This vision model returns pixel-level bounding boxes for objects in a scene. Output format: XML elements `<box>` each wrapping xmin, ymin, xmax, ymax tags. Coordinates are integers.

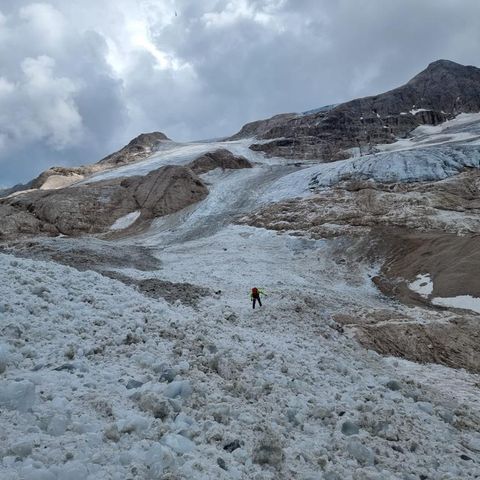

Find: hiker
<box><xmin>250</xmin><ymin>287</ymin><xmax>266</xmax><ymax>309</ymax></box>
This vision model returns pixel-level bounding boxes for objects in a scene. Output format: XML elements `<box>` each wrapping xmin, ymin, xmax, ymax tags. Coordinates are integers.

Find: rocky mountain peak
<box><xmin>408</xmin><ymin>59</ymin><xmax>480</xmax><ymax>85</ymax></box>
<box><xmin>124</xmin><ymin>132</ymin><xmax>170</xmax><ymax>148</ymax></box>
<box><xmin>98</xmin><ymin>131</ymin><xmax>171</xmax><ymax>166</ymax></box>
<box><xmin>237</xmin><ymin>59</ymin><xmax>480</xmax><ymax>161</ymax></box>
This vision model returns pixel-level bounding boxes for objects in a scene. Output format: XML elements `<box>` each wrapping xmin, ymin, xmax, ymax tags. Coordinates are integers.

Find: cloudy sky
<box><xmin>1</xmin><ymin>0</ymin><xmax>479</xmax><ymax>185</ymax></box>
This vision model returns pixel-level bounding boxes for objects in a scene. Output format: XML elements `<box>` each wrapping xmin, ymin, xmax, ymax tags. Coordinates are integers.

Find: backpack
<box><xmin>251</xmin><ymin>287</ymin><xmax>258</xmax><ymax>296</ymax></box>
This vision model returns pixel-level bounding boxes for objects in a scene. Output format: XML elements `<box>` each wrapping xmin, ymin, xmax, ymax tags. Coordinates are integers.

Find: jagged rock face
<box><xmin>0</xmin><ymin>204</ymin><xmax>56</xmax><ymax>239</ymax></box>
<box><xmin>229</xmin><ymin>113</ymin><xmax>298</xmax><ymax>140</ymax></box>
<box><xmin>233</xmin><ymin>60</ymin><xmax>480</xmax><ymax>160</ymax></box>
<box><xmin>0</xmin><ymin>165</ymin><xmax>208</xmax><ymax>238</ymax></box>
<box><xmin>187</xmin><ymin>149</ymin><xmax>252</xmax><ymax>174</ymax></box>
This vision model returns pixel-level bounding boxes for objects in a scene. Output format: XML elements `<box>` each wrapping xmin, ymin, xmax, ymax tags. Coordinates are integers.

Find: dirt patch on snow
<box><xmin>1</xmin><ymin>238</ymin><xmax>161</xmax><ymax>273</ymax></box>
<box><xmin>103</xmin><ymin>271</ymin><xmax>212</xmax><ymax>307</ymax></box>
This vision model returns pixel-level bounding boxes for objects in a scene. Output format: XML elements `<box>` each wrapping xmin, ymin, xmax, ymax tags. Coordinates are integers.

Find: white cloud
<box><xmin>0</xmin><ymin>56</ymin><xmax>83</xmax><ymax>151</ymax></box>
<box><xmin>18</xmin><ymin>3</ymin><xmax>67</xmax><ymax>48</ymax></box>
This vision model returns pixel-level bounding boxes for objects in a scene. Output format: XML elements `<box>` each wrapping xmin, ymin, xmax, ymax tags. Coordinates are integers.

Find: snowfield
<box><xmin>2</xmin><ymin>230</ymin><xmax>480</xmax><ymax>479</ymax></box>
<box><xmin>2</xmin><ymin>113</ymin><xmax>480</xmax><ymax>479</ymax></box>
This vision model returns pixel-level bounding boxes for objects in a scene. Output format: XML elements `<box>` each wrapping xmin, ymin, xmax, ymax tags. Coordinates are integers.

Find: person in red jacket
<box><xmin>250</xmin><ymin>287</ymin><xmax>266</xmax><ymax>309</ymax></box>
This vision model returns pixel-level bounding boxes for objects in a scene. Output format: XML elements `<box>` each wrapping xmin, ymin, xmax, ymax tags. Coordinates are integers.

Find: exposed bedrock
<box><xmin>0</xmin><ymin>165</ymin><xmax>208</xmax><ymax>239</ymax></box>
<box><xmin>187</xmin><ymin>148</ymin><xmax>252</xmax><ymax>174</ymax></box>
<box><xmin>231</xmin><ymin>60</ymin><xmax>480</xmax><ymax>160</ymax></box>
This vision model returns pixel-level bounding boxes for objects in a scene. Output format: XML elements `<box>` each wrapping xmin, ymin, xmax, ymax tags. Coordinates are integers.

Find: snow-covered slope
<box><xmin>83</xmin><ymin>139</ymin><xmax>280</xmax><ymax>184</ymax></box>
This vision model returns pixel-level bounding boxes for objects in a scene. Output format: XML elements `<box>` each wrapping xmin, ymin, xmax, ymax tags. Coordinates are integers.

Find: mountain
<box><xmin>231</xmin><ymin>59</ymin><xmax>480</xmax><ymax>159</ymax></box>
<box><xmin>1</xmin><ymin>60</ymin><xmax>480</xmax><ymax>479</ymax></box>
<box><xmin>0</xmin><ymin>132</ymin><xmax>172</xmax><ymax>197</ymax></box>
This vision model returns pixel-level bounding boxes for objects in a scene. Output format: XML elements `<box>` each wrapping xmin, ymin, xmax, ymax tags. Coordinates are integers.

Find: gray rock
<box><xmin>341</xmin><ymin>420</ymin><xmax>360</xmax><ymax>436</ymax></box>
<box><xmin>188</xmin><ymin>149</ymin><xmax>252</xmax><ymax>175</ymax></box>
<box><xmin>98</xmin><ymin>132</ymin><xmax>170</xmax><ymax>167</ymax></box>
<box><xmin>1</xmin><ymin>165</ymin><xmax>208</xmax><ymax>239</ymax></box>
<box><xmin>126</xmin><ymin>379</ymin><xmax>144</xmax><ymax>390</ymax></box>
<box><xmin>385</xmin><ymin>380</ymin><xmax>401</xmax><ymax>391</ymax></box>
<box><xmin>223</xmin><ymin>440</ymin><xmax>242</xmax><ymax>453</ymax></box>
<box><xmin>232</xmin><ymin>60</ymin><xmax>480</xmax><ymax>162</ymax></box>
<box><xmin>54</xmin><ymin>364</ymin><xmax>76</xmax><ymax>372</ymax></box>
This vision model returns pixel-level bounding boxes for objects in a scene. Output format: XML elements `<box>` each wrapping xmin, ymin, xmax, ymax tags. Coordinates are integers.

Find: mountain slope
<box><xmin>1</xmin><ymin>61</ymin><xmax>480</xmax><ymax>480</ymax></box>
<box><xmin>231</xmin><ymin>59</ymin><xmax>480</xmax><ymax>160</ymax></box>
<box><xmin>0</xmin><ymin>132</ymin><xmax>172</xmax><ymax>197</ymax></box>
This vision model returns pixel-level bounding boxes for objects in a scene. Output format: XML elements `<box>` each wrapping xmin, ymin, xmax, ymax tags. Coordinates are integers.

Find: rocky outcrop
<box><xmin>239</xmin><ymin>169</ymin><xmax>480</xmax><ymax>238</ymax></box>
<box><xmin>231</xmin><ymin>60</ymin><xmax>480</xmax><ymax>160</ymax></box>
<box><xmin>0</xmin><ymin>165</ymin><xmax>208</xmax><ymax>239</ymax></box>
<box><xmin>98</xmin><ymin>132</ymin><xmax>170</xmax><ymax>167</ymax></box>
<box><xmin>119</xmin><ymin>165</ymin><xmax>208</xmax><ymax>220</ymax></box>
<box><xmin>187</xmin><ymin>149</ymin><xmax>252</xmax><ymax>175</ymax></box>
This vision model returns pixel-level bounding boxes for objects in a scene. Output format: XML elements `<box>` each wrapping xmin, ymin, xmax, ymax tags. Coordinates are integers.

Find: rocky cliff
<box><xmin>0</xmin><ymin>165</ymin><xmax>207</xmax><ymax>238</ymax></box>
<box><xmin>231</xmin><ymin>60</ymin><xmax>480</xmax><ymax>160</ymax></box>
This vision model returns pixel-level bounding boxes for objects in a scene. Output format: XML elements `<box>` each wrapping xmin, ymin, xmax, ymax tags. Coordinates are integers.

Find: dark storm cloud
<box><xmin>1</xmin><ymin>0</ymin><xmax>480</xmax><ymax>186</ymax></box>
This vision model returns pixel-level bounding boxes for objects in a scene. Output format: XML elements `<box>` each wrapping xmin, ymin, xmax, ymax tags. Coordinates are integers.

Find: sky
<box><xmin>1</xmin><ymin>0</ymin><xmax>480</xmax><ymax>186</ymax></box>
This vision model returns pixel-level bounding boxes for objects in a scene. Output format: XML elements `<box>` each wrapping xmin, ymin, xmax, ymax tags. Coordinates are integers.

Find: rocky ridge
<box><xmin>1</xmin><ymin>132</ymin><xmax>172</xmax><ymax>197</ymax></box>
<box><xmin>231</xmin><ymin>60</ymin><xmax>480</xmax><ymax>160</ymax></box>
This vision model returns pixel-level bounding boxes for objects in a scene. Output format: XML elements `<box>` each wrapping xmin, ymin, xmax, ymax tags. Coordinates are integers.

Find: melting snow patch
<box><xmin>408</xmin><ymin>274</ymin><xmax>433</xmax><ymax>298</ymax></box>
<box><xmin>432</xmin><ymin>295</ymin><xmax>480</xmax><ymax>314</ymax></box>
<box><xmin>110</xmin><ymin>211</ymin><xmax>141</xmax><ymax>230</ymax></box>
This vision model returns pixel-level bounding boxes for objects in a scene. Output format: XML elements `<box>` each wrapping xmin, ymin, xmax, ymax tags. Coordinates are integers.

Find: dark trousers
<box><xmin>252</xmin><ymin>296</ymin><xmax>262</xmax><ymax>309</ymax></box>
